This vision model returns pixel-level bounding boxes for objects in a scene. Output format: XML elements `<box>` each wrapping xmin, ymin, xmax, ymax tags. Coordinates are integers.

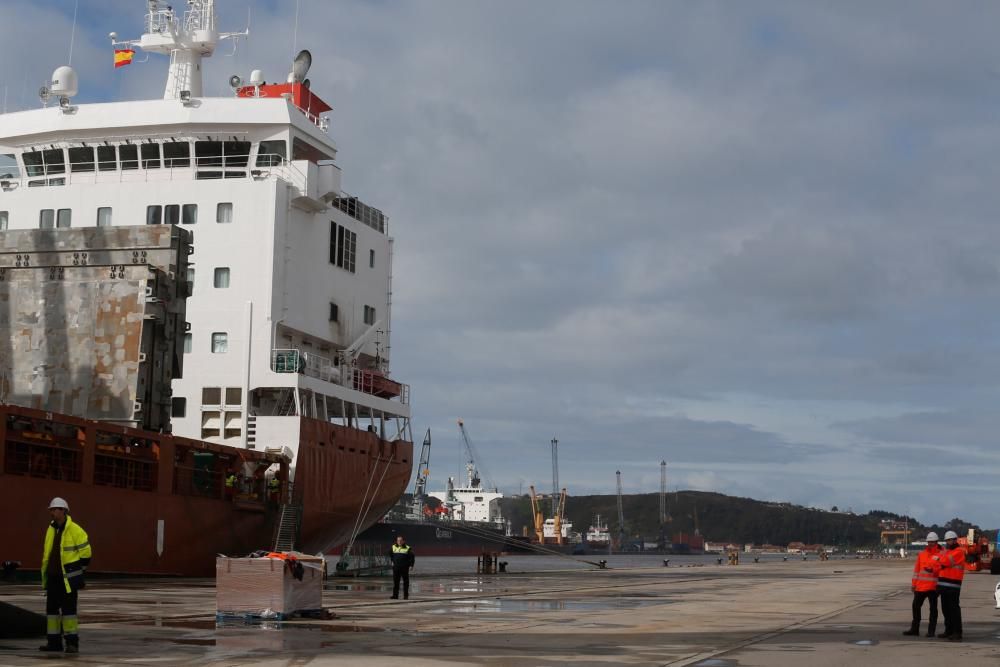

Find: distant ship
<box><xmin>336</xmin><ymin>424</ymin><xmax>534</xmax><ymax>556</ymax></box>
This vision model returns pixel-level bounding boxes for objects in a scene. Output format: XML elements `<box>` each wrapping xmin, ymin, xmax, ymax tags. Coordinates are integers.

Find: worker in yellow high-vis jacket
<box><xmin>39</xmin><ymin>497</ymin><xmax>91</xmax><ymax>654</ymax></box>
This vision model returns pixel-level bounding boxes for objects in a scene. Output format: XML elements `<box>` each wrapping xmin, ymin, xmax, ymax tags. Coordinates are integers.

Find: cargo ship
<box><xmin>336</xmin><ymin>426</ymin><xmax>531</xmax><ymax>556</ymax></box>
<box><xmin>0</xmin><ymin>1</ymin><xmax>413</xmax><ymax>576</ymax></box>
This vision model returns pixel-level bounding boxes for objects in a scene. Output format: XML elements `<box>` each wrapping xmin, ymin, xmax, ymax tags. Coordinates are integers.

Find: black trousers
<box><xmin>939</xmin><ymin>587</ymin><xmax>962</xmax><ymax>636</ymax></box>
<box><xmin>392</xmin><ymin>567</ymin><xmax>409</xmax><ymax>598</ymax></box>
<box><xmin>45</xmin><ymin>578</ymin><xmax>79</xmax><ymax>646</ymax></box>
<box><xmin>910</xmin><ymin>590</ymin><xmax>938</xmax><ymax>632</ymax></box>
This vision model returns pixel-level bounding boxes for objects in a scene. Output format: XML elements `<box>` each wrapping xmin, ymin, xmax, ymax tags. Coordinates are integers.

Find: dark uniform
<box><xmin>390</xmin><ymin>542</ymin><xmax>415</xmax><ymax>599</ymax></box>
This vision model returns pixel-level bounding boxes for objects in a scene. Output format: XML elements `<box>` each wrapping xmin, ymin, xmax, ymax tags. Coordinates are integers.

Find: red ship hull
<box><xmin>0</xmin><ymin>406</ymin><xmax>412</xmax><ymax>576</ymax></box>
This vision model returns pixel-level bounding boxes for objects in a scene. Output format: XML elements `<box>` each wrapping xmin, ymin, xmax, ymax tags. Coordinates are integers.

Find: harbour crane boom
<box><xmin>409</xmin><ymin>429</ymin><xmax>432</xmax><ymax>517</ymax></box>
<box><xmin>456</xmin><ymin>418</ymin><xmax>495</xmax><ymax>490</ymax></box>
<box><xmin>616</xmin><ymin>470</ymin><xmax>625</xmax><ymax>550</ymax></box>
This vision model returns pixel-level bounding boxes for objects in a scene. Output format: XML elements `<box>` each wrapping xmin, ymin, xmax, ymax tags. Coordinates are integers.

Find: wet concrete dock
<box><xmin>1</xmin><ymin>559</ymin><xmax>998</xmax><ymax>665</ymax></box>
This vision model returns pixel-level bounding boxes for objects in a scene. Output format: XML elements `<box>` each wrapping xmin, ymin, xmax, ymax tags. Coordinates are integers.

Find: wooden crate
<box><xmin>216</xmin><ymin>556</ymin><xmax>323</xmax><ymax>616</ymax></box>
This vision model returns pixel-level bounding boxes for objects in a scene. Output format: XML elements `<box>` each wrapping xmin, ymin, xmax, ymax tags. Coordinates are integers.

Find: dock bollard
<box><xmin>783</xmin><ymin>556</ymin><xmax>788</xmax><ymax>562</ymax></box>
<box><xmin>753</xmin><ymin>557</ymin><xmax>759</xmax><ymax>563</ymax></box>
<box><xmin>598</xmin><ymin>560</ymin><xmax>608</xmax><ymax>569</ymax></box>
<box><xmin>499</xmin><ymin>562</ymin><xmax>508</xmax><ymax>573</ymax></box>
<box><xmin>663</xmin><ymin>559</ymin><xmax>670</xmax><ymax>567</ymax></box>
<box><xmin>716</xmin><ymin>558</ymin><xmax>723</xmax><ymax>565</ymax></box>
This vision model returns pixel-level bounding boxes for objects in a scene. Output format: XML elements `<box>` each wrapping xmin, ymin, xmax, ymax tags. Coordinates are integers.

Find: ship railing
<box><xmin>270</xmin><ymin>347</ymin><xmax>410</xmax><ymax>404</ymax></box>
<box><xmin>270</xmin><ymin>348</ymin><xmax>341</xmax><ymax>383</ymax></box>
<box><xmin>3</xmin><ymin>154</ymin><xmax>305</xmax><ymax>190</ymax></box>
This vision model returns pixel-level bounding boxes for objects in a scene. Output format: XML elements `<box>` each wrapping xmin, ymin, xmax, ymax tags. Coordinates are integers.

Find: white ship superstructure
<box><xmin>0</xmin><ymin>1</ymin><xmax>411</xmax><ymax>476</ymax></box>
<box><xmin>428</xmin><ymin>464</ymin><xmax>505</xmax><ymax>529</ymax></box>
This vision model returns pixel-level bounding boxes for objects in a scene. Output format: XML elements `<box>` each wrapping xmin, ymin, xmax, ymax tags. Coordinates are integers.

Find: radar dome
<box><xmin>50</xmin><ymin>66</ymin><xmax>78</xmax><ymax>98</ymax></box>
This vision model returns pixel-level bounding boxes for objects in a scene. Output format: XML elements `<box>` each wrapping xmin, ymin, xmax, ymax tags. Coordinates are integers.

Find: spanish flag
<box><xmin>114</xmin><ymin>49</ymin><xmax>135</xmax><ymax>69</ymax></box>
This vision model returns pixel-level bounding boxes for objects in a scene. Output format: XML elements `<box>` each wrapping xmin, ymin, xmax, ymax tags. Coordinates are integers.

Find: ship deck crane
<box><xmin>409</xmin><ymin>429</ymin><xmax>432</xmax><ymax>517</ymax></box>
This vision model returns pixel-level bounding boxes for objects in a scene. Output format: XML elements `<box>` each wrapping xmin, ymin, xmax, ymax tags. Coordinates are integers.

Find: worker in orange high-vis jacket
<box><xmin>903</xmin><ymin>532</ymin><xmax>942</xmax><ymax>637</ymax></box>
<box><xmin>936</xmin><ymin>531</ymin><xmax>965</xmax><ymax>641</ymax></box>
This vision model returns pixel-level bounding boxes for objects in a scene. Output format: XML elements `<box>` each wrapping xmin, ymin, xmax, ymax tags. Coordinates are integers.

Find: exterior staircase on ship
<box><xmin>273</xmin><ymin>503</ymin><xmax>303</xmax><ymax>552</ymax></box>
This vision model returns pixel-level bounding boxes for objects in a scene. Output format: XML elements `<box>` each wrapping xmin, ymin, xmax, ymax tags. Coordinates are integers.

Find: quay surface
<box><xmin>1</xmin><ymin>559</ymin><xmax>998</xmax><ymax>665</ymax></box>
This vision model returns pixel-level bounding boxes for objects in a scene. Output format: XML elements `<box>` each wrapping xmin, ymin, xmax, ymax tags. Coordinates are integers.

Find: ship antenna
<box><xmin>292</xmin><ymin>0</ymin><xmax>301</xmax><ymax>61</ymax></box>
<box><xmin>68</xmin><ymin>0</ymin><xmax>80</xmax><ymax>66</ymax></box>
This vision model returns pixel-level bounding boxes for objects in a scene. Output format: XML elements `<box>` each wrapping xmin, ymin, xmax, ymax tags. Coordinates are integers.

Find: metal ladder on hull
<box><xmin>273</xmin><ymin>504</ymin><xmax>303</xmax><ymax>552</ymax></box>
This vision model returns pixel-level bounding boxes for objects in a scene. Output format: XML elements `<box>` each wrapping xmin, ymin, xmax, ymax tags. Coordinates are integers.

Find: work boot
<box><xmin>390</xmin><ymin>595</ymin><xmax>398</xmax><ymax>600</ymax></box>
<box><xmin>948</xmin><ymin>635</ymin><xmax>962</xmax><ymax>642</ymax></box>
<box><xmin>937</xmin><ymin>632</ymin><xmax>952</xmax><ymax>639</ymax></box>
<box><xmin>64</xmin><ymin>645</ymin><xmax>79</xmax><ymax>654</ymax></box>
<box><xmin>38</xmin><ymin>641</ymin><xmax>62</xmax><ymax>652</ymax></box>
<box><xmin>902</xmin><ymin>628</ymin><xmax>919</xmax><ymax>636</ymax></box>
<box><xmin>925</xmin><ymin>630</ymin><xmax>936</xmax><ymax>638</ymax></box>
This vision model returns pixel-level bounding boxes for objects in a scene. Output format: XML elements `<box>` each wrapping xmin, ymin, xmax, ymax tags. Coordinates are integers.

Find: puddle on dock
<box><xmin>848</xmin><ymin>639</ymin><xmax>879</xmax><ymax>646</ymax></box>
<box><xmin>132</xmin><ymin>619</ymin><xmax>218</xmax><ymax>630</ymax></box>
<box><xmin>426</xmin><ymin>597</ymin><xmax>664</xmax><ymax>614</ymax></box>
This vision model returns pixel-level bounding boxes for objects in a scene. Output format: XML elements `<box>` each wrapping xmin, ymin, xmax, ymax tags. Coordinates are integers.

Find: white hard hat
<box><xmin>48</xmin><ymin>497</ymin><xmax>69</xmax><ymax>511</ymax></box>
<box><xmin>944</xmin><ymin>530</ymin><xmax>958</xmax><ymax>540</ymax></box>
<box><xmin>926</xmin><ymin>532</ymin><xmax>939</xmax><ymax>542</ymax></box>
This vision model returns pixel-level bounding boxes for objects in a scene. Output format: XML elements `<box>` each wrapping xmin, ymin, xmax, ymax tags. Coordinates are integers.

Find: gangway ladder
<box><xmin>273</xmin><ymin>503</ymin><xmax>303</xmax><ymax>552</ymax></box>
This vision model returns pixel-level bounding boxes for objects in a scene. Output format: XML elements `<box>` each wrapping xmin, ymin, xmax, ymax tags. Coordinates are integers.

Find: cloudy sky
<box><xmin>4</xmin><ymin>1</ymin><xmax>1000</xmax><ymax>527</ymax></box>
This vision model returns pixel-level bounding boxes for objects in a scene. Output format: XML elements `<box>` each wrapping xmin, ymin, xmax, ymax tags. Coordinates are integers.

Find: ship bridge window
<box><xmin>195</xmin><ymin>140</ymin><xmax>223</xmax><ymax>167</ymax></box>
<box><xmin>119</xmin><ymin>144</ymin><xmax>139</xmax><ymax>170</ymax></box>
<box><xmin>256</xmin><ymin>140</ymin><xmax>286</xmax><ymax>167</ymax></box>
<box><xmin>0</xmin><ymin>153</ymin><xmax>19</xmax><ymax>178</ymax></box>
<box><xmin>224</xmin><ymin>141</ymin><xmax>251</xmax><ymax>168</ymax></box>
<box><xmin>146</xmin><ymin>205</ymin><xmax>162</xmax><ymax>225</ymax></box>
<box><xmin>141</xmin><ymin>143</ymin><xmax>161</xmax><ymax>169</ymax></box>
<box><xmin>97</xmin><ymin>145</ymin><xmax>117</xmax><ymax>171</ymax></box>
<box><xmin>182</xmin><ymin>204</ymin><xmax>198</xmax><ymax>224</ymax></box>
<box><xmin>42</xmin><ymin>149</ymin><xmax>65</xmax><ymax>175</ymax></box>
<box><xmin>22</xmin><ymin>151</ymin><xmax>43</xmax><ymax>177</ymax></box>
<box><xmin>68</xmin><ymin>146</ymin><xmax>95</xmax><ymax>173</ymax></box>
<box><xmin>163</xmin><ymin>141</ymin><xmax>191</xmax><ymax>168</ymax></box>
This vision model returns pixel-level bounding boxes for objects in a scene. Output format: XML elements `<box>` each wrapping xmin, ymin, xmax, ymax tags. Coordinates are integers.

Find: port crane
<box><xmin>616</xmin><ymin>470</ymin><xmax>626</xmax><ymax>550</ymax></box>
<box><xmin>409</xmin><ymin>429</ymin><xmax>432</xmax><ymax>517</ymax></box>
<box><xmin>529</xmin><ymin>485</ymin><xmax>545</xmax><ymax>544</ymax></box>
<box><xmin>553</xmin><ymin>488</ymin><xmax>568</xmax><ymax>545</ymax></box>
<box><xmin>456</xmin><ymin>419</ymin><xmax>496</xmax><ymax>491</ymax></box>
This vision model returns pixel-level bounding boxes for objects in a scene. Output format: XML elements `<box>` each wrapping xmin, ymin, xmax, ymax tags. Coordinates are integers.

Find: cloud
<box><xmin>8</xmin><ymin>1</ymin><xmax>1000</xmax><ymax>527</ymax></box>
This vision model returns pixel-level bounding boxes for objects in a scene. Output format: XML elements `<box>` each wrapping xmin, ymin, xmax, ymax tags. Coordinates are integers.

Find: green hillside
<box><xmin>497</xmin><ymin>491</ymin><xmax>988</xmax><ymax>548</ymax></box>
